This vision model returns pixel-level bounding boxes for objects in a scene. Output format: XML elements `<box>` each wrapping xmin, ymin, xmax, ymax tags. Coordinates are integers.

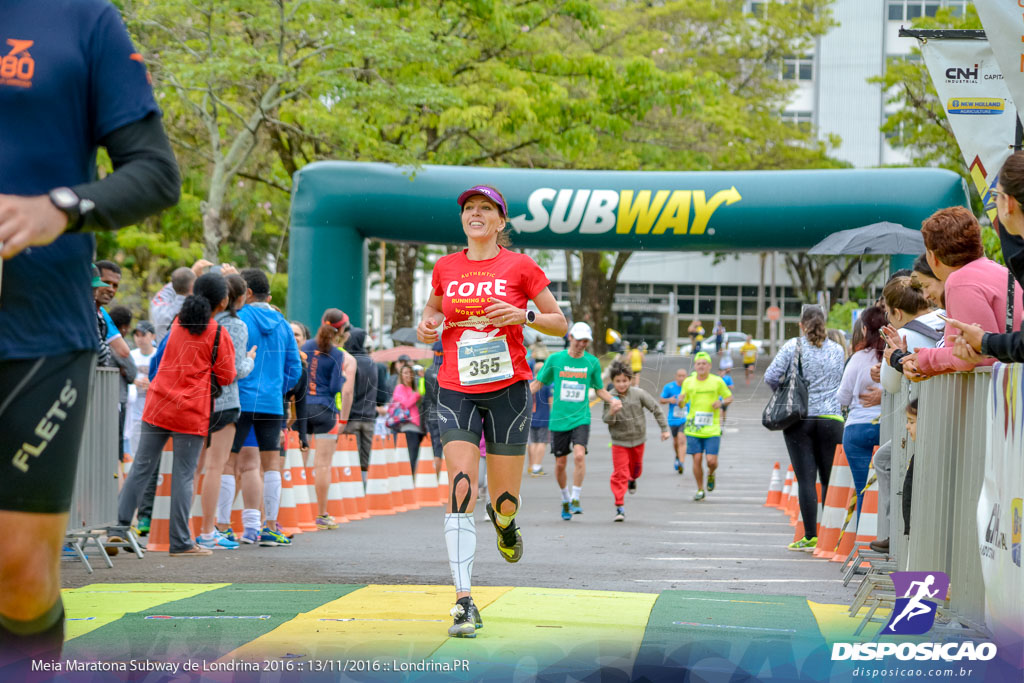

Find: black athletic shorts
<box><xmin>436</xmin><ymin>380</ymin><xmax>530</xmax><ymax>456</ymax></box>
<box><xmin>231</xmin><ymin>411</ymin><xmax>283</xmax><ymax>452</ymax></box>
<box><xmin>0</xmin><ymin>350</ymin><xmax>96</xmax><ymax>513</ymax></box>
<box><xmin>670</xmin><ymin>423</ymin><xmax>684</xmax><ymax>438</ymax></box>
<box><xmin>209</xmin><ymin>407</ymin><xmax>241</xmax><ymax>435</ymax></box>
<box><xmin>551</xmin><ymin>424</ymin><xmax>590</xmax><ymax>457</ymax></box>
<box><xmin>306</xmin><ymin>406</ymin><xmax>338</xmax><ymax>436</ymax></box>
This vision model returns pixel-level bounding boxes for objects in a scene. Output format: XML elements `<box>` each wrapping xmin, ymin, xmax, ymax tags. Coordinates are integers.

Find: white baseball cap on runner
<box><xmin>569</xmin><ymin>322</ymin><xmax>593</xmax><ymax>341</ymax></box>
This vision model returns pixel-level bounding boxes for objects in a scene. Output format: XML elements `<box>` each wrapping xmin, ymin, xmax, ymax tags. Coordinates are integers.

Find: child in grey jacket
<box><xmin>603</xmin><ymin>362</ymin><xmax>670</xmax><ymax>521</ymax></box>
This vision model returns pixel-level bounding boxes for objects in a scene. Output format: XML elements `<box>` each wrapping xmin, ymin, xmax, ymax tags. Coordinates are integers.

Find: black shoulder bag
<box><xmin>762</xmin><ymin>339</ymin><xmax>809</xmax><ymax>431</ymax></box>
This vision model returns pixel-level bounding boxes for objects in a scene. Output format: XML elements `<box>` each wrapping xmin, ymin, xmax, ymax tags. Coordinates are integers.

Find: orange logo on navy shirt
<box><xmin>1</xmin><ymin>39</ymin><xmax>35</xmax><ymax>88</ymax></box>
<box><xmin>130</xmin><ymin>52</ymin><xmax>153</xmax><ymax>84</ymax></box>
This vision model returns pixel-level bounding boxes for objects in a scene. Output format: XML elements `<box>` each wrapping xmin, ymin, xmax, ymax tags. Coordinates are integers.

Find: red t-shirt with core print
<box><xmin>431</xmin><ymin>248</ymin><xmax>550</xmax><ymax>393</ymax></box>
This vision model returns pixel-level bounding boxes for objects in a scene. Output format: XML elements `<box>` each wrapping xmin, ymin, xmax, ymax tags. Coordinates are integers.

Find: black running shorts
<box><xmin>0</xmin><ymin>350</ymin><xmax>96</xmax><ymax>513</ymax></box>
<box><xmin>436</xmin><ymin>380</ymin><xmax>530</xmax><ymax>456</ymax></box>
<box><xmin>231</xmin><ymin>412</ymin><xmax>283</xmax><ymax>452</ymax></box>
<box><xmin>551</xmin><ymin>424</ymin><xmax>590</xmax><ymax>457</ymax></box>
<box><xmin>306</xmin><ymin>406</ymin><xmax>338</xmax><ymax>436</ymax></box>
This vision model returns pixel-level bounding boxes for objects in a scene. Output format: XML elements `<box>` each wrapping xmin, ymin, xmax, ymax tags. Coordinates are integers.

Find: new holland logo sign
<box><xmin>509</xmin><ymin>187</ymin><xmax>742</xmax><ymax>235</ymax></box>
<box><xmin>946</xmin><ymin>97</ymin><xmax>1005</xmax><ymax>115</ymax></box>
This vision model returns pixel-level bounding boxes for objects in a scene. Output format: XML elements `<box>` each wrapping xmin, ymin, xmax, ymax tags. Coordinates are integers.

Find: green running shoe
<box><xmin>693</xmin><ymin>489</ymin><xmax>705</xmax><ymax>501</ymax></box>
<box><xmin>707</xmin><ymin>473</ymin><xmax>716</xmax><ymax>492</ymax></box>
<box><xmin>788</xmin><ymin>536</ymin><xmax>817</xmax><ymax>552</ymax></box>
<box><xmin>485</xmin><ymin>502</ymin><xmax>523</xmax><ymax>563</ymax></box>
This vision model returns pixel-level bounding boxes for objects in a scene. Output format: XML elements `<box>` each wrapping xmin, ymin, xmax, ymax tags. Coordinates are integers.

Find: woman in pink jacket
<box><xmin>391</xmin><ymin>364</ymin><xmax>424</xmax><ymax>470</ymax></box>
<box><xmin>901</xmin><ymin>207</ymin><xmax>1022</xmax><ymax>380</ymax></box>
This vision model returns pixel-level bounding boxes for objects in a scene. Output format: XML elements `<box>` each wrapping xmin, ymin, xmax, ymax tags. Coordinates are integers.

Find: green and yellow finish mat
<box><xmin>51</xmin><ymin>584</ymin><xmax>1010</xmax><ymax>682</ymax></box>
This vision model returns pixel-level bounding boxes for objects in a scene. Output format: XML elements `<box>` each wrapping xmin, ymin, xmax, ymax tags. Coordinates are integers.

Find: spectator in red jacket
<box><xmin>116</xmin><ymin>272</ymin><xmax>236</xmax><ymax>556</ymax></box>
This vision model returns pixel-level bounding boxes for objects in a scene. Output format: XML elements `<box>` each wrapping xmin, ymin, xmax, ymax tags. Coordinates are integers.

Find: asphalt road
<box><xmin>63</xmin><ymin>355</ymin><xmax>855</xmax><ymax>606</ymax></box>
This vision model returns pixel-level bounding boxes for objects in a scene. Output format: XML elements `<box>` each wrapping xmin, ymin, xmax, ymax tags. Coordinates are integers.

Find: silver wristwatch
<box><xmin>525</xmin><ymin>309</ymin><xmax>537</xmax><ymax>324</ymax></box>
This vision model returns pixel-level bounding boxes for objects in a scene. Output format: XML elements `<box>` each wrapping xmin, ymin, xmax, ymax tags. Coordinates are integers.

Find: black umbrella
<box><xmin>389</xmin><ymin>327</ymin><xmax>420</xmax><ymax>346</ymax></box>
<box><xmin>807</xmin><ymin>221</ymin><xmax>924</xmax><ymax>256</ymax></box>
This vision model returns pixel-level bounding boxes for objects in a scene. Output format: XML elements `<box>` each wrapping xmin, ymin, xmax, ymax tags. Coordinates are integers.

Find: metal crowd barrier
<box><xmin>65</xmin><ymin>367</ymin><xmax>143</xmax><ymax>572</ymax></box>
<box><xmin>877</xmin><ymin>368</ymin><xmax>992</xmax><ymax>633</ymax></box>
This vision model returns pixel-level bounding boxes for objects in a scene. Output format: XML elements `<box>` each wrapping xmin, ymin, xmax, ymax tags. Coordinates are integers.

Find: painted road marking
<box><xmin>667</xmin><ymin>524</ymin><xmax>794</xmax><ymax>528</ymax></box>
<box><xmin>635</xmin><ymin>579</ymin><xmax>846</xmax><ymax>583</ymax></box>
<box><xmin>146</xmin><ymin>615</ymin><xmax>272</xmax><ymax>620</ymax></box>
<box><xmin>646</xmin><ymin>557</ymin><xmax>827</xmax><ymax>562</ymax></box>
<box><xmin>319</xmin><ymin>618</ymin><xmax>445</xmax><ymax>623</ymax></box>
<box><xmin>673</xmin><ymin>621</ymin><xmax>797</xmax><ymax>633</ymax></box>
<box><xmin>657</xmin><ymin>541</ymin><xmax>787</xmax><ymax>548</ymax></box>
<box><xmin>664</xmin><ymin>530</ymin><xmax>789</xmax><ymax>534</ymax></box>
<box><xmin>673</xmin><ymin>597</ymin><xmax>787</xmax><ymax>605</ymax></box>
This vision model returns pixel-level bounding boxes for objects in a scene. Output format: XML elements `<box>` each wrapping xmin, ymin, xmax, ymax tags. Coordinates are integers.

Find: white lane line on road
<box><xmin>672</xmin><ymin>512</ymin><xmax>780</xmax><ymax>516</ymax></box>
<box><xmin>662</xmin><ymin>530</ymin><xmax>786</xmax><ymax>535</ymax></box>
<box><xmin>667</xmin><ymin>524</ymin><xmax>794</xmax><ymax>528</ymax></box>
<box><xmin>658</xmin><ymin>541</ymin><xmax>783</xmax><ymax>547</ymax></box>
<box><xmin>634</xmin><ymin>579</ymin><xmax>845</xmax><ymax>583</ymax></box>
<box><xmin>673</xmin><ymin>597</ymin><xmax>787</xmax><ymax>605</ymax></box>
<box><xmin>672</xmin><ymin>621</ymin><xmax>796</xmax><ymax>634</ymax></box>
<box><xmin>646</xmin><ymin>557</ymin><xmax>824</xmax><ymax>562</ymax></box>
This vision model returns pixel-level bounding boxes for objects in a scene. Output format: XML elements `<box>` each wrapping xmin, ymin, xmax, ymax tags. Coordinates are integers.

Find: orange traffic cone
<box><xmin>437</xmin><ymin>457</ymin><xmax>450</xmax><ymax>508</ymax></box>
<box><xmin>764</xmin><ymin>462</ymin><xmax>784</xmax><ymax>508</ymax></box>
<box><xmin>278</xmin><ymin>455</ymin><xmax>302</xmax><ymax>536</ymax></box>
<box><xmin>830</xmin><ymin>500</ymin><xmax>860</xmax><ymax>564</ymax></box>
<box><xmin>384</xmin><ymin>434</ymin><xmax>408</xmax><ymax>513</ymax></box>
<box><xmin>318</xmin><ymin>434</ymin><xmax>348</xmax><ymax>524</ymax></box>
<box><xmin>814</xmin><ymin>445</ymin><xmax>855</xmax><ymax>560</ymax></box>
<box><xmin>338</xmin><ymin>434</ymin><xmax>368</xmax><ymax>520</ymax></box>
<box><xmin>393</xmin><ymin>433</ymin><xmax>419</xmax><ymax>511</ymax></box>
<box><xmin>786</xmin><ymin>478</ymin><xmax>800</xmax><ymax>523</ymax></box>
<box><xmin>778</xmin><ymin>465</ymin><xmax>794</xmax><ymax>513</ymax></box>
<box><xmin>414</xmin><ymin>453</ymin><xmax>441</xmax><ymax>507</ymax></box>
<box><xmin>145</xmin><ymin>440</ymin><xmax>175</xmax><ymax>552</ymax></box>
<box><xmin>286</xmin><ymin>438</ymin><xmax>316</xmax><ymax>532</ymax></box>
<box><xmin>366</xmin><ymin>435</ymin><xmax>396</xmax><ymax>515</ymax></box>
<box><xmin>852</xmin><ymin>475</ymin><xmax>878</xmax><ymax>548</ymax></box>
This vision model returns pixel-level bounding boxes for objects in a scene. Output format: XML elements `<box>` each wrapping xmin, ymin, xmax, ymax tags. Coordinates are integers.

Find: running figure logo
<box><xmin>883</xmin><ymin>571</ymin><xmax>950</xmax><ymax>635</ymax></box>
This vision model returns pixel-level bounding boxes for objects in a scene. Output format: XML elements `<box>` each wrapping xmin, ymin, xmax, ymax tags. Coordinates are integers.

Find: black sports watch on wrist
<box><xmin>49</xmin><ymin>187</ymin><xmax>95</xmax><ymax>232</ymax></box>
<box><xmin>525</xmin><ymin>309</ymin><xmax>537</xmax><ymax>324</ymax></box>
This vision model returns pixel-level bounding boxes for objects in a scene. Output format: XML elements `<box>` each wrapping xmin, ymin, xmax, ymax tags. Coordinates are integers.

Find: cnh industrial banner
<box><xmin>918</xmin><ymin>37</ymin><xmax>1016</xmax><ymax>218</ymax></box>
<box><xmin>980</xmin><ymin>363</ymin><xmax>1024</xmax><ymax>669</ymax></box>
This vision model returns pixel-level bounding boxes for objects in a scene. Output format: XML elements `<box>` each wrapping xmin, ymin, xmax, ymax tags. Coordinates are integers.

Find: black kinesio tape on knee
<box><xmin>496</xmin><ymin>491</ymin><xmax>519</xmax><ymax>515</ymax></box>
<box><xmin>450</xmin><ymin>472</ymin><xmax>472</xmax><ymax>513</ymax></box>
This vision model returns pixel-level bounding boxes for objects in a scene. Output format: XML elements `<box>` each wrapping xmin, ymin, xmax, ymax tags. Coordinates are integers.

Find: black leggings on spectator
<box><xmin>399</xmin><ymin>430</ymin><xmax>424</xmax><ymax>472</ymax></box>
<box><xmin>782</xmin><ymin>417</ymin><xmax>844</xmax><ymax>538</ymax></box>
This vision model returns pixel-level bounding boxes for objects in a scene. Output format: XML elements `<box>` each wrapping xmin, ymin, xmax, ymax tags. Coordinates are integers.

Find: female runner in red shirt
<box><xmin>417</xmin><ymin>185</ymin><xmax>567</xmax><ymax>638</ymax></box>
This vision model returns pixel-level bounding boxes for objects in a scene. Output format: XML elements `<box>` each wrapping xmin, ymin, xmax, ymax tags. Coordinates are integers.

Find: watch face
<box><xmin>52</xmin><ymin>188</ymin><xmax>77</xmax><ymax>208</ymax></box>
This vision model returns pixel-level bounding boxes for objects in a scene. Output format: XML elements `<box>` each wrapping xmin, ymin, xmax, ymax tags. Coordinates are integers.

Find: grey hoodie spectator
<box><xmin>343</xmin><ymin>327</ymin><xmax>381</xmax><ymax>473</ymax></box>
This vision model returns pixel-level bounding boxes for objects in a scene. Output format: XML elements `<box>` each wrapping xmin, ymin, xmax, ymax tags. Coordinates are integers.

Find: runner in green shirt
<box><xmin>531</xmin><ymin>322</ymin><xmax>621</xmax><ymax>519</ymax></box>
<box><xmin>681</xmin><ymin>351</ymin><xmax>732</xmax><ymax>501</ymax></box>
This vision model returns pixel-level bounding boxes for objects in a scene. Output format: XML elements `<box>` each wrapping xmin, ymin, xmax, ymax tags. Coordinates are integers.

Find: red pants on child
<box><xmin>610</xmin><ymin>444</ymin><xmax>645</xmax><ymax>505</ymax></box>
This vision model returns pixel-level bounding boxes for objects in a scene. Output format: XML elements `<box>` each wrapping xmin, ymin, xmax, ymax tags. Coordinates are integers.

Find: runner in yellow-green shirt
<box><xmin>740</xmin><ymin>336</ymin><xmax>758</xmax><ymax>385</ymax></box>
<box><xmin>681</xmin><ymin>351</ymin><xmax>732</xmax><ymax>501</ymax></box>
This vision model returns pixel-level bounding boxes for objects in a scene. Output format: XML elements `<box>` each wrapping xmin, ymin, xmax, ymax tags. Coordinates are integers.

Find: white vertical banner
<box><xmin>918</xmin><ymin>38</ymin><xmax>1016</xmax><ymax>217</ymax></box>
<box><xmin>980</xmin><ymin>363</ymin><xmax>1024</xmax><ymax>668</ymax></box>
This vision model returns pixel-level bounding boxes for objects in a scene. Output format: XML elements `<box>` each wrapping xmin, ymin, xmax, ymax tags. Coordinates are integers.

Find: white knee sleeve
<box><xmin>263</xmin><ymin>470</ymin><xmax>282</xmax><ymax>522</ymax></box>
<box><xmin>444</xmin><ymin>513</ymin><xmax>476</xmax><ymax>594</ymax></box>
<box><xmin>217</xmin><ymin>475</ymin><xmax>235</xmax><ymax>525</ymax></box>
